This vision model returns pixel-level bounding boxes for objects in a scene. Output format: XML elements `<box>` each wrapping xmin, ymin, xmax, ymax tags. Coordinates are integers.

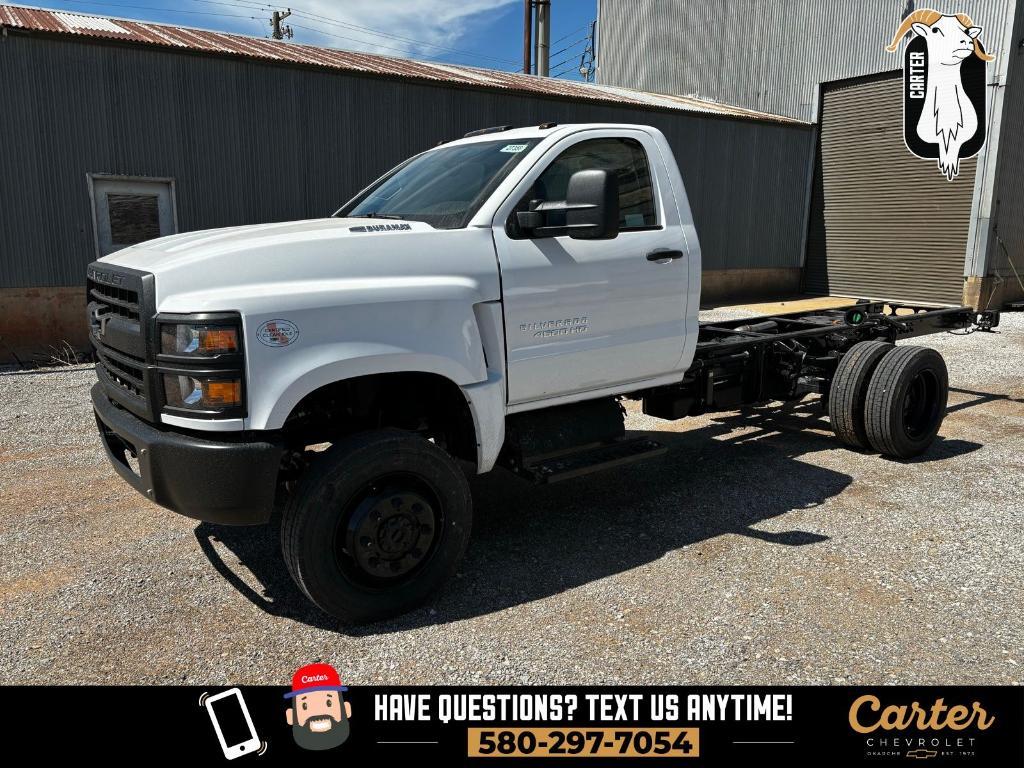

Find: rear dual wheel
<box><xmin>829</xmin><ymin>342</ymin><xmax>949</xmax><ymax>459</ymax></box>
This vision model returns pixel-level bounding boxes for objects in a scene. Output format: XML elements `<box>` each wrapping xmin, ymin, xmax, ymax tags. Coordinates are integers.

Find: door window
<box><xmin>90</xmin><ymin>177</ymin><xmax>176</xmax><ymax>256</ymax></box>
<box><xmin>516</xmin><ymin>137</ymin><xmax>658</xmax><ymax>233</ymax></box>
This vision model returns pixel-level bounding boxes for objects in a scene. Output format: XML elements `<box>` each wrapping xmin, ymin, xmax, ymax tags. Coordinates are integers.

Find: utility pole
<box><xmin>534</xmin><ymin>0</ymin><xmax>550</xmax><ymax>76</ymax></box>
<box><xmin>578</xmin><ymin>20</ymin><xmax>596</xmax><ymax>82</ymax></box>
<box><xmin>270</xmin><ymin>8</ymin><xmax>293</xmax><ymax>40</ymax></box>
<box><xmin>522</xmin><ymin>0</ymin><xmax>532</xmax><ymax>74</ymax></box>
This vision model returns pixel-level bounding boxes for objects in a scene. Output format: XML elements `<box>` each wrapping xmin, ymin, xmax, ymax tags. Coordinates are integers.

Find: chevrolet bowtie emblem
<box><xmin>91</xmin><ymin>307</ymin><xmax>113</xmax><ymax>338</ymax></box>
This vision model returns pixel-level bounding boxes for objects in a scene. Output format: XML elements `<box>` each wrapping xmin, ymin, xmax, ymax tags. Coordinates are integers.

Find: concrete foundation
<box><xmin>963</xmin><ymin>275</ymin><xmax>1024</xmax><ymax>311</ymax></box>
<box><xmin>0</xmin><ymin>287</ymin><xmax>88</xmax><ymax>365</ymax></box>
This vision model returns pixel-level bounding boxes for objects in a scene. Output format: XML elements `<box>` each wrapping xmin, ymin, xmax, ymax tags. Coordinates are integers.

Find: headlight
<box><xmin>157</xmin><ymin>313</ymin><xmax>245</xmax><ymax>418</ymax></box>
<box><xmin>161</xmin><ymin>323</ymin><xmax>239</xmax><ymax>356</ymax></box>
<box><xmin>163</xmin><ymin>374</ymin><xmax>242</xmax><ymax>409</ymax></box>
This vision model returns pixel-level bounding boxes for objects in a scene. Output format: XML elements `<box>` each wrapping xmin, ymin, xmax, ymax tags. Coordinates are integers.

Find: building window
<box><xmin>89</xmin><ymin>176</ymin><xmax>177</xmax><ymax>257</ymax></box>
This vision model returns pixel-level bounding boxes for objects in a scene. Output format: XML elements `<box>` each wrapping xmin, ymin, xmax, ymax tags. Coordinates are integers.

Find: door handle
<box><xmin>646</xmin><ymin>249</ymin><xmax>684</xmax><ymax>262</ymax></box>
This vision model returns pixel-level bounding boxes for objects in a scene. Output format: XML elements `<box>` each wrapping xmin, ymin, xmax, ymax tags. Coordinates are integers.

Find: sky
<box><xmin>27</xmin><ymin>0</ymin><xmax>599</xmax><ymax>80</ymax></box>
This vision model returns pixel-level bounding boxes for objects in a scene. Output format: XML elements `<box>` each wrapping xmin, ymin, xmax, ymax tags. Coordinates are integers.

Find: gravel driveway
<box><xmin>1</xmin><ymin>311</ymin><xmax>1021</xmax><ymax>686</ymax></box>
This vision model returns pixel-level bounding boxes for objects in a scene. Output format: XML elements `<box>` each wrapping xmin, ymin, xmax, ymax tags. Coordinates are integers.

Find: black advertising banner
<box><xmin>7</xmin><ymin>686</ymin><xmax>1021</xmax><ymax>764</ymax></box>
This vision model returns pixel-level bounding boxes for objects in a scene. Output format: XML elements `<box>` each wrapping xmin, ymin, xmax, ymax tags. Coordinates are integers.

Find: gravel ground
<box><xmin>1</xmin><ymin>311</ymin><xmax>1022</xmax><ymax>686</ymax></box>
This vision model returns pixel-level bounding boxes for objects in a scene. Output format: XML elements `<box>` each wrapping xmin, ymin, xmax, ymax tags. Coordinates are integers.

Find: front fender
<box><xmin>246</xmin><ymin>293</ymin><xmax>490</xmax><ymax>430</ymax></box>
<box><xmin>256</xmin><ymin>343</ymin><xmax>484</xmax><ymax>430</ymax></box>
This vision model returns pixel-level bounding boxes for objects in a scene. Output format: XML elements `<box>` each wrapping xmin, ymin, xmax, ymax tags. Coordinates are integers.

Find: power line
<box><xmin>57</xmin><ymin>0</ymin><xmax>258</xmax><ymax>19</ymax></box>
<box><xmin>62</xmin><ymin>0</ymin><xmax>523</xmax><ymax>71</ymax></box>
<box><xmin>548</xmin><ymin>36</ymin><xmax>589</xmax><ymax>59</ymax></box>
<box><xmin>550</xmin><ymin>20</ymin><xmax>597</xmax><ymax>82</ymax></box>
<box><xmin>550</xmin><ymin>22</ymin><xmax>590</xmax><ymax>46</ymax></box>
<box><xmin>285</xmin><ymin>5</ymin><xmax>520</xmax><ymax>67</ymax></box>
<box><xmin>287</xmin><ymin>24</ymin><xmax>431</xmax><ymax>57</ymax></box>
<box><xmin>287</xmin><ymin>22</ymin><xmax>517</xmax><ymax>71</ymax></box>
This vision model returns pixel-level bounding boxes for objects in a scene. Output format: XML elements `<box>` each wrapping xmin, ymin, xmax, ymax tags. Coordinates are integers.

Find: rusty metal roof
<box><xmin>0</xmin><ymin>4</ymin><xmax>807</xmax><ymax>125</ymax></box>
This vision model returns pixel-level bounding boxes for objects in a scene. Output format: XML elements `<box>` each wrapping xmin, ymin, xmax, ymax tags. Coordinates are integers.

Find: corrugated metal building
<box><xmin>597</xmin><ymin>0</ymin><xmax>1024</xmax><ymax>310</ymax></box>
<box><xmin>0</xmin><ymin>4</ymin><xmax>813</xmax><ymax>363</ymax></box>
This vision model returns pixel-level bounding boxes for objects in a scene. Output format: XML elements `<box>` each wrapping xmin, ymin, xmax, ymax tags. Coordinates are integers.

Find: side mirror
<box><xmin>514</xmin><ymin>169</ymin><xmax>619</xmax><ymax>240</ymax></box>
<box><xmin>565</xmin><ymin>169</ymin><xmax>619</xmax><ymax>240</ymax></box>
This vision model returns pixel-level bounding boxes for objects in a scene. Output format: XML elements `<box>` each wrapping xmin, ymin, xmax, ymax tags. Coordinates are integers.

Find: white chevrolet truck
<box><xmin>88</xmin><ymin>123</ymin><xmax>998</xmax><ymax>622</ymax></box>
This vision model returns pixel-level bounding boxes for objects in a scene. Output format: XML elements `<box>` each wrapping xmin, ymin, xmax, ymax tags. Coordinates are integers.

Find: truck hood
<box><xmin>102</xmin><ymin>218</ymin><xmax>434</xmax><ymax>271</ymax></box>
<box><xmin>99</xmin><ymin>218</ymin><xmax>501</xmax><ymax>312</ymax></box>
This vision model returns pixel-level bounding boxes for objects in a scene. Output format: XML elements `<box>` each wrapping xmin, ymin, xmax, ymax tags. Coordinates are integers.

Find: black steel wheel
<box><xmin>336</xmin><ymin>474</ymin><xmax>442</xmax><ymax>586</ymax></box>
<box><xmin>828</xmin><ymin>340</ymin><xmax>893</xmax><ymax>450</ymax></box>
<box><xmin>864</xmin><ymin>345</ymin><xmax>949</xmax><ymax>459</ymax></box>
<box><xmin>281</xmin><ymin>430</ymin><xmax>472</xmax><ymax>623</ymax></box>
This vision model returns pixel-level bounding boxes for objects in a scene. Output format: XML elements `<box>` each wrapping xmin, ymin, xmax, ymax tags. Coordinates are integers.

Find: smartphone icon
<box><xmin>204</xmin><ymin>688</ymin><xmax>262</xmax><ymax>760</ymax></box>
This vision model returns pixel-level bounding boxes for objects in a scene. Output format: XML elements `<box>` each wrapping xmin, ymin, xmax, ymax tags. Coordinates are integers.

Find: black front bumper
<box><xmin>92</xmin><ymin>384</ymin><xmax>285</xmax><ymax>525</ymax></box>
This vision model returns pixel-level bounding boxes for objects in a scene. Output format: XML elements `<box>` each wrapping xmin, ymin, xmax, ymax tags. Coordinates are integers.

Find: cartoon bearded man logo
<box><xmin>284</xmin><ymin>663</ymin><xmax>352</xmax><ymax>750</ymax></box>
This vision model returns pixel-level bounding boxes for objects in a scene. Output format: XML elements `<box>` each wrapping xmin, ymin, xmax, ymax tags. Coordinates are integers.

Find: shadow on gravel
<box><xmin>198</xmin><ymin>401</ymin><xmax>853</xmax><ymax>635</ymax></box>
<box><xmin>948</xmin><ymin>387</ymin><xmax>1024</xmax><ymax>414</ymax></box>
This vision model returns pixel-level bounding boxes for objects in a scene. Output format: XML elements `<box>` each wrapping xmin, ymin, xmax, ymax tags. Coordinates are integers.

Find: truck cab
<box><xmin>89</xmin><ymin>123</ymin><xmax>701</xmax><ymax>622</ymax></box>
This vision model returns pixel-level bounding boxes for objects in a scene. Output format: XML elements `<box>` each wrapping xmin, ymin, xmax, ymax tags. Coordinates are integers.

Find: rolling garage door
<box><xmin>805</xmin><ymin>72</ymin><xmax>976</xmax><ymax>305</ymax></box>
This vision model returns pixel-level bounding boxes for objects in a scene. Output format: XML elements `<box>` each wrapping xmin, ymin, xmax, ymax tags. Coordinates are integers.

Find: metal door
<box><xmin>493</xmin><ymin>129</ymin><xmax>690</xmax><ymax>405</ymax></box>
<box><xmin>805</xmin><ymin>73</ymin><xmax>976</xmax><ymax>305</ymax></box>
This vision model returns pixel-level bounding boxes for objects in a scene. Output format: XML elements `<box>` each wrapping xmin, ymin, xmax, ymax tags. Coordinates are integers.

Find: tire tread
<box><xmin>829</xmin><ymin>340</ymin><xmax>893</xmax><ymax>449</ymax></box>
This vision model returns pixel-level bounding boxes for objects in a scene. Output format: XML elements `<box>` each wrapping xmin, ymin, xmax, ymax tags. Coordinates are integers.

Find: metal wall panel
<box><xmin>804</xmin><ymin>74</ymin><xmax>976</xmax><ymax>305</ymax></box>
<box><xmin>596</xmin><ymin>0</ymin><xmax>1016</xmax><ymax>123</ymax></box>
<box><xmin>0</xmin><ymin>33</ymin><xmax>813</xmax><ymax>288</ymax></box>
<box><xmin>985</xmin><ymin>6</ymin><xmax>1024</xmax><ymax>292</ymax></box>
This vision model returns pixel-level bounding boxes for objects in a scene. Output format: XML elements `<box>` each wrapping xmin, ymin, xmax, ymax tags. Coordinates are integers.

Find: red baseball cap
<box><xmin>284</xmin><ymin>663</ymin><xmax>348</xmax><ymax>699</ymax></box>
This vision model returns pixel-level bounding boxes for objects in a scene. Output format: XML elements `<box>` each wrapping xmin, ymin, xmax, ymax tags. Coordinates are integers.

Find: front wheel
<box><xmin>281</xmin><ymin>430</ymin><xmax>472</xmax><ymax>623</ymax></box>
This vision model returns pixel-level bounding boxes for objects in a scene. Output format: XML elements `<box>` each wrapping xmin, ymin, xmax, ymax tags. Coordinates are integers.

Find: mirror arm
<box><xmin>532</xmin><ymin>200</ymin><xmax>598</xmax><ymax>213</ymax></box>
<box><xmin>532</xmin><ymin>223</ymin><xmax>597</xmax><ymax>236</ymax></box>
<box><xmin>516</xmin><ymin>199</ymin><xmax>599</xmax><ymax>235</ymax></box>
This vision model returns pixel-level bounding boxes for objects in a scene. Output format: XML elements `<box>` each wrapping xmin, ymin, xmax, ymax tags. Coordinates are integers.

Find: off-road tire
<box><xmin>864</xmin><ymin>345</ymin><xmax>949</xmax><ymax>459</ymax></box>
<box><xmin>828</xmin><ymin>340</ymin><xmax>893</xmax><ymax>450</ymax></box>
<box><xmin>281</xmin><ymin>430</ymin><xmax>472</xmax><ymax>624</ymax></box>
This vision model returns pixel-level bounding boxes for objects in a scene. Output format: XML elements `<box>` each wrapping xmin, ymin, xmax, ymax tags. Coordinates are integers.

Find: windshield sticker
<box><xmin>500</xmin><ymin>143</ymin><xmax>529</xmax><ymax>153</ymax></box>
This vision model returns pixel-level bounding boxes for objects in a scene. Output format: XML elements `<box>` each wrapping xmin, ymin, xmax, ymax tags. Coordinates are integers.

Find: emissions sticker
<box><xmin>256</xmin><ymin>319</ymin><xmax>300</xmax><ymax>347</ymax></box>
<box><xmin>500</xmin><ymin>143</ymin><xmax>529</xmax><ymax>153</ymax></box>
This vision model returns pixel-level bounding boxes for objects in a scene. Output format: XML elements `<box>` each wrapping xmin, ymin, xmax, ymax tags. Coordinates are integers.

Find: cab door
<box><xmin>492</xmin><ymin>129</ymin><xmax>690</xmax><ymax>406</ymax></box>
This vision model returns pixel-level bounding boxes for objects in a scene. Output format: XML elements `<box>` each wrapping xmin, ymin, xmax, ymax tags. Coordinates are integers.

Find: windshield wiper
<box><xmin>354</xmin><ymin>212</ymin><xmax>405</xmax><ymax>220</ymax></box>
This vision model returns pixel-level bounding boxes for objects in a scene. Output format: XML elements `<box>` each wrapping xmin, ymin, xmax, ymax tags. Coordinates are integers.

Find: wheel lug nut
<box><xmin>360</xmin><ymin>536</ymin><xmax>372</xmax><ymax>548</ymax></box>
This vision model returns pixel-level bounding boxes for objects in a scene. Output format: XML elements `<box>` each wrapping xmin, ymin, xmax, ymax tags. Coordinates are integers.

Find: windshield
<box><xmin>337</xmin><ymin>138</ymin><xmax>540</xmax><ymax>229</ymax></box>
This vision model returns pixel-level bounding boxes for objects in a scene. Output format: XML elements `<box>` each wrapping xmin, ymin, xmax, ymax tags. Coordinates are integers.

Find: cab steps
<box><xmin>517</xmin><ymin>437</ymin><xmax>666</xmax><ymax>484</ymax></box>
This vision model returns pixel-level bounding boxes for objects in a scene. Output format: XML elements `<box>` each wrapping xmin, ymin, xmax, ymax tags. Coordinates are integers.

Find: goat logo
<box><xmin>886</xmin><ymin>9</ymin><xmax>993</xmax><ymax>180</ymax></box>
